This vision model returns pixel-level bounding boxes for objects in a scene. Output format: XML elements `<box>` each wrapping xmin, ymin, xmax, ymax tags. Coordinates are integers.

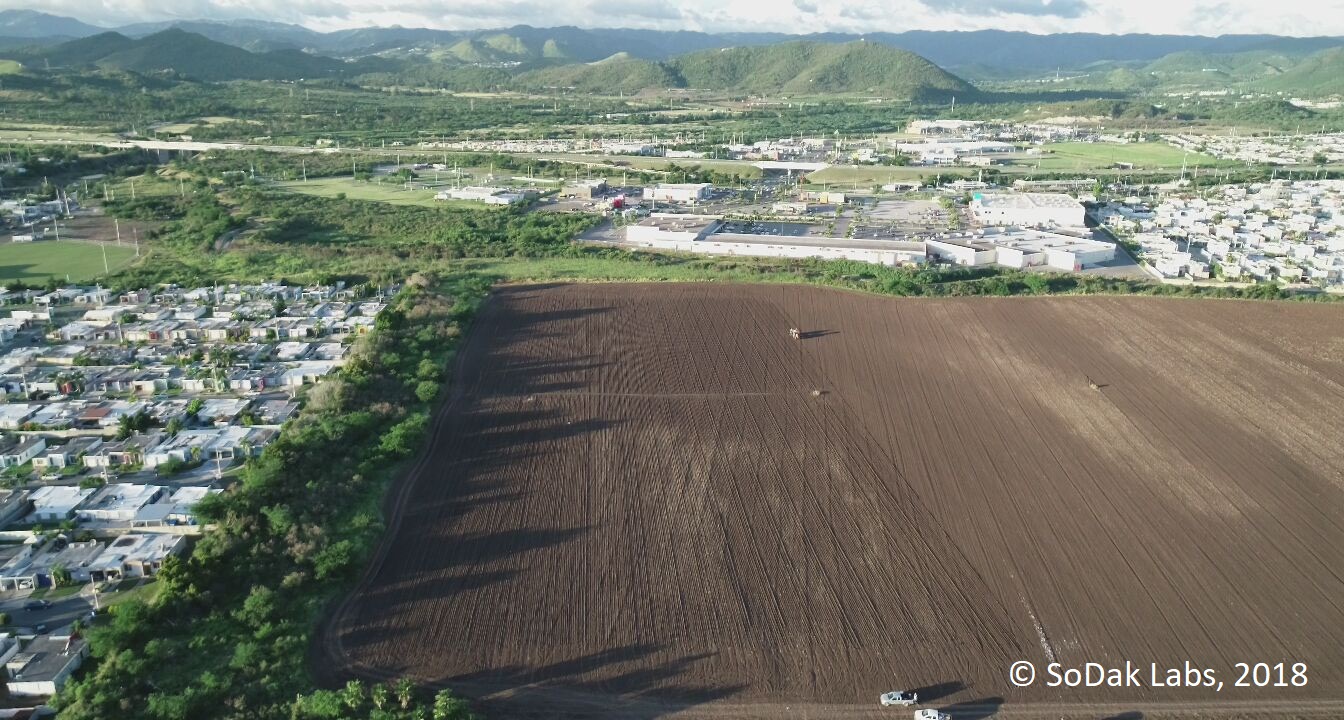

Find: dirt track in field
<box><xmin>320</xmin><ymin>284</ymin><xmax>1344</xmax><ymax>719</ymax></box>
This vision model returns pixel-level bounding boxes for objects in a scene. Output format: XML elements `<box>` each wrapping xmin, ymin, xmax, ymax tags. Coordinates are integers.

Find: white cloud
<box><xmin>5</xmin><ymin>0</ymin><xmax>1344</xmax><ymax>35</ymax></box>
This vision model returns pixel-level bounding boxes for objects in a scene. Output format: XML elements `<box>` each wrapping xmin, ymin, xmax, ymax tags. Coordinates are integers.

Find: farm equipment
<box><xmin>913</xmin><ymin>710</ymin><xmax>949</xmax><ymax>720</ymax></box>
<box><xmin>789</xmin><ymin>327</ymin><xmax>801</xmax><ymax>340</ymax></box>
<box><xmin>879</xmin><ymin>690</ymin><xmax>917</xmax><ymax>707</ymax></box>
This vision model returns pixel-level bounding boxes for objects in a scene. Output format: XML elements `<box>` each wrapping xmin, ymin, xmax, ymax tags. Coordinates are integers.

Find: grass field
<box><xmin>0</xmin><ymin>60</ymin><xmax>21</xmax><ymax>75</ymax></box>
<box><xmin>273</xmin><ymin>177</ymin><xmax>482</xmax><ymax>208</ymax></box>
<box><xmin>806</xmin><ymin>164</ymin><xmax>969</xmax><ymax>187</ymax></box>
<box><xmin>0</xmin><ymin>241</ymin><xmax>138</xmax><ymax>284</ymax></box>
<box><xmin>1033</xmin><ymin>141</ymin><xmax>1227</xmax><ymax>170</ymax></box>
<box><xmin>525</xmin><ymin>153</ymin><xmax>766</xmax><ymax>180</ymax></box>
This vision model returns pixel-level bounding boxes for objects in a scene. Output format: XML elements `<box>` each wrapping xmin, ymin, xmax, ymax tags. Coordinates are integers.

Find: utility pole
<box><xmin>114</xmin><ymin>218</ymin><xmax>121</xmax><ymax>245</ymax></box>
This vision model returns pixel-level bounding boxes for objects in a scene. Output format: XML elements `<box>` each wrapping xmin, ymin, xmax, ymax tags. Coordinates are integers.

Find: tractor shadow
<box><xmin>799</xmin><ymin>329</ymin><xmax>838</xmax><ymax>339</ymax></box>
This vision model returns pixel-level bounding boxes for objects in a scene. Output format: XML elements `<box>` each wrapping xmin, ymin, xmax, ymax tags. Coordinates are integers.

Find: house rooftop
<box><xmin>81</xmin><ymin>484</ymin><xmax>162</xmax><ymax>515</ymax></box>
<box><xmin>7</xmin><ymin>634</ymin><xmax>85</xmax><ymax>683</ymax></box>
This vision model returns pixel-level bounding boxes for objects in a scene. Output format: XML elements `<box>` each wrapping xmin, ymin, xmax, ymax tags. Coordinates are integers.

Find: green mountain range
<box><xmin>25</xmin><ymin>28</ymin><xmax>391</xmax><ymax>81</ymax></box>
<box><xmin>514</xmin><ymin>41</ymin><xmax>973</xmax><ymax>99</ymax></box>
<box><xmin>1257</xmin><ymin>47</ymin><xmax>1344</xmax><ymax>95</ymax></box>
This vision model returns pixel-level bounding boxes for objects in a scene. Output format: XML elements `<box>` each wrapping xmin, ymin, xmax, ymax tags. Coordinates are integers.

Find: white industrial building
<box><xmin>971</xmin><ymin>192</ymin><xmax>1086</xmax><ymax>228</ymax></box>
<box><xmin>644</xmin><ymin>183</ymin><xmax>712</xmax><ymax>204</ymax></box>
<box><xmin>623</xmin><ymin>215</ymin><xmax>926</xmax><ymax>266</ymax></box>
<box><xmin>926</xmin><ymin>228</ymin><xmax>1116</xmax><ymax>271</ymax></box>
<box><xmin>435</xmin><ymin>186</ymin><xmax>527</xmax><ymax>205</ymax></box>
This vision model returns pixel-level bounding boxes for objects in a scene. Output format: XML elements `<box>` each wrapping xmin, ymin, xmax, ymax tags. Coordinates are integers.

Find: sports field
<box><xmin>0</xmin><ymin>241</ymin><xmax>138</xmax><ymax>284</ymax></box>
<box><xmin>1033</xmin><ymin>141</ymin><xmax>1226</xmax><ymax>171</ymax></box>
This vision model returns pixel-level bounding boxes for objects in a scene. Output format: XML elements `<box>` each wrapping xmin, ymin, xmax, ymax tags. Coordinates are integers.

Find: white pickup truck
<box><xmin>880</xmin><ymin>690</ymin><xmax>917</xmax><ymax>707</ymax></box>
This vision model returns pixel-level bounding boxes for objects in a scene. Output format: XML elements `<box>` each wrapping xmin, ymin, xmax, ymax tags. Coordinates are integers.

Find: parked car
<box><xmin>22</xmin><ymin>600</ymin><xmax>52</xmax><ymax>611</ymax></box>
<box><xmin>880</xmin><ymin>691</ymin><xmax>918</xmax><ymax>707</ymax></box>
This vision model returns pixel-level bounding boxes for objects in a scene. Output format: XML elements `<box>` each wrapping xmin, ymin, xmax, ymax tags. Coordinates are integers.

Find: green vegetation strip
<box><xmin>57</xmin><ymin>278</ymin><xmax>483</xmax><ymax>720</ymax></box>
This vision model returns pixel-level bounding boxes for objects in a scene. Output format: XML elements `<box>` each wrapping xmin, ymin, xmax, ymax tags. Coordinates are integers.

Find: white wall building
<box><xmin>971</xmin><ymin>192</ymin><xmax>1086</xmax><ymax>228</ymax></box>
<box><xmin>644</xmin><ymin>183</ymin><xmax>712</xmax><ymax>204</ymax></box>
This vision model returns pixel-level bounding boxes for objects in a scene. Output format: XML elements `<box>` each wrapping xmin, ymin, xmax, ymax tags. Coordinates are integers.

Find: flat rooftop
<box><xmin>982</xmin><ymin>228</ymin><xmax>1114</xmax><ymax>253</ymax></box>
<box><xmin>973</xmin><ymin>192</ymin><xmax>1083</xmax><ymax>210</ymax></box>
<box><xmin>650</xmin><ymin>183</ymin><xmax>711</xmax><ymax>190</ymax></box>
<box><xmin>8</xmin><ymin>635</ymin><xmax>84</xmax><ymax>683</ymax></box>
<box><xmin>634</xmin><ymin>216</ymin><xmax>720</xmax><ymax>233</ymax></box>
<box><xmin>707</xmin><ymin>232</ymin><xmax>928</xmax><ymax>254</ymax></box>
<box><xmin>82</xmin><ymin>484</ymin><xmax>162</xmax><ymax>514</ymax></box>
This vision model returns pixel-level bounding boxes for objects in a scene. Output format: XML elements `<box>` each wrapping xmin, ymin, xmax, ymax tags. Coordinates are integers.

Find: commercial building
<box><xmin>625</xmin><ymin>215</ymin><xmax>722</xmax><ymax>245</ymax></box>
<box><xmin>434</xmin><ymin>187</ymin><xmax>528</xmax><ymax>205</ymax></box>
<box><xmin>563</xmin><ymin>179</ymin><xmax>608</xmax><ymax>199</ymax></box>
<box><xmin>926</xmin><ymin>228</ymin><xmax>1116</xmax><ymax>271</ymax></box>
<box><xmin>644</xmin><ymin>183</ymin><xmax>712</xmax><ymax>204</ymax></box>
<box><xmin>971</xmin><ymin>192</ymin><xmax>1087</xmax><ymax>228</ymax></box>
<box><xmin>623</xmin><ymin>215</ymin><xmax>926</xmax><ymax>267</ymax></box>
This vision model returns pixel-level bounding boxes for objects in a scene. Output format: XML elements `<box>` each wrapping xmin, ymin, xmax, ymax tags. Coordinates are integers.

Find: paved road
<box><xmin>0</xmin><ymin>587</ymin><xmax>96</xmax><ymax>634</ymax></box>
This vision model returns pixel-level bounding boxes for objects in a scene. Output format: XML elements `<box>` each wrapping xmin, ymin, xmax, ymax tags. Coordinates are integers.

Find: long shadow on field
<box><xmin>444</xmin><ymin>642</ymin><xmax>747</xmax><ymax>720</ymax></box>
<box><xmin>912</xmin><ymin>680</ymin><xmax>965</xmax><ymax>703</ymax></box>
<box><xmin>940</xmin><ymin>696</ymin><xmax>1004</xmax><ymax>719</ymax></box>
<box><xmin>1102</xmin><ymin>713</ymin><xmax>1144</xmax><ymax>720</ymax></box>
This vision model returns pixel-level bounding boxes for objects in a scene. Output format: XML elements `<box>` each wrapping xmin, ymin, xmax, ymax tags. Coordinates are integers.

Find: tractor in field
<box><xmin>913</xmin><ymin>710</ymin><xmax>949</xmax><ymax>720</ymax></box>
<box><xmin>789</xmin><ymin>327</ymin><xmax>801</xmax><ymax>340</ymax></box>
<box><xmin>880</xmin><ymin>690</ymin><xmax>917</xmax><ymax>707</ymax></box>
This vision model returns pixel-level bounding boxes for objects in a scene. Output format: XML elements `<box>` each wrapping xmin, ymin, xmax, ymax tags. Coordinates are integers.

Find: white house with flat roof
<box><xmin>5</xmin><ymin>634</ymin><xmax>88</xmax><ymax>698</ymax></box>
<box><xmin>0</xmin><ymin>437</ymin><xmax>45</xmax><ymax>468</ymax></box>
<box><xmin>86</xmin><ymin>533</ymin><xmax>186</xmax><ymax>581</ymax></box>
<box><xmin>78</xmin><ymin>484</ymin><xmax>166</xmax><ymax>523</ymax></box>
<box><xmin>26</xmin><ymin>486</ymin><xmax>94</xmax><ymax>523</ymax></box>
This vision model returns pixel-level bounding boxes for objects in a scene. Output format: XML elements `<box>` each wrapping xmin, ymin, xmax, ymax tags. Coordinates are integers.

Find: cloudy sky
<box><xmin>6</xmin><ymin>0</ymin><xmax>1343</xmax><ymax>36</ymax></box>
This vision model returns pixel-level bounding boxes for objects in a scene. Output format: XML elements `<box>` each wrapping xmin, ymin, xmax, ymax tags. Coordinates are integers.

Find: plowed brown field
<box><xmin>322</xmin><ymin>284</ymin><xmax>1344</xmax><ymax>719</ymax></box>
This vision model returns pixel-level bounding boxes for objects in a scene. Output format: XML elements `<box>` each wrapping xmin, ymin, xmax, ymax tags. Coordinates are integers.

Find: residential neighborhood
<box><xmin>1096</xmin><ymin>179</ymin><xmax>1344</xmax><ymax>285</ymax></box>
<box><xmin>0</xmin><ymin>280</ymin><xmax>388</xmax><ymax>700</ymax></box>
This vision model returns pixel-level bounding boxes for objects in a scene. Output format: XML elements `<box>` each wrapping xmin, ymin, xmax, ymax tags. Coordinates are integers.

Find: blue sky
<box><xmin>5</xmin><ymin>0</ymin><xmax>1341</xmax><ymax>36</ymax></box>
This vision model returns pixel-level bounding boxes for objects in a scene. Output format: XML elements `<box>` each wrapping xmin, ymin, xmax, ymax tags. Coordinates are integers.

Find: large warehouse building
<box><xmin>644</xmin><ymin>183</ymin><xmax>712</xmax><ymax>204</ymax></box>
<box><xmin>926</xmin><ymin>228</ymin><xmax>1116</xmax><ymax>271</ymax></box>
<box><xmin>623</xmin><ymin>215</ymin><xmax>926</xmax><ymax>266</ymax></box>
<box><xmin>971</xmin><ymin>192</ymin><xmax>1086</xmax><ymax>228</ymax></box>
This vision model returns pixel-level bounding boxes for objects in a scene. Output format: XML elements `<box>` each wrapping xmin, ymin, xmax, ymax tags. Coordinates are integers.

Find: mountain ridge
<box><xmin>4</xmin><ymin>10</ymin><xmax>1344</xmax><ymax>71</ymax></box>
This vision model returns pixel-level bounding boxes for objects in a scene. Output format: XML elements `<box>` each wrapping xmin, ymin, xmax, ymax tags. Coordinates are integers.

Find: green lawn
<box><xmin>0</xmin><ymin>241</ymin><xmax>138</xmax><ymax>284</ymax></box>
<box><xmin>274</xmin><ymin>177</ymin><xmax>470</xmax><ymax>207</ymax></box>
<box><xmin>0</xmin><ymin>60</ymin><xmax>21</xmax><ymax>75</ymax></box>
<box><xmin>458</xmin><ymin>254</ymin><xmax>847</xmax><ymax>285</ymax></box>
<box><xmin>29</xmin><ymin>584</ymin><xmax>84</xmax><ymax>600</ymax></box>
<box><xmin>1032</xmin><ymin>142</ymin><xmax>1228</xmax><ymax>171</ymax></box>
